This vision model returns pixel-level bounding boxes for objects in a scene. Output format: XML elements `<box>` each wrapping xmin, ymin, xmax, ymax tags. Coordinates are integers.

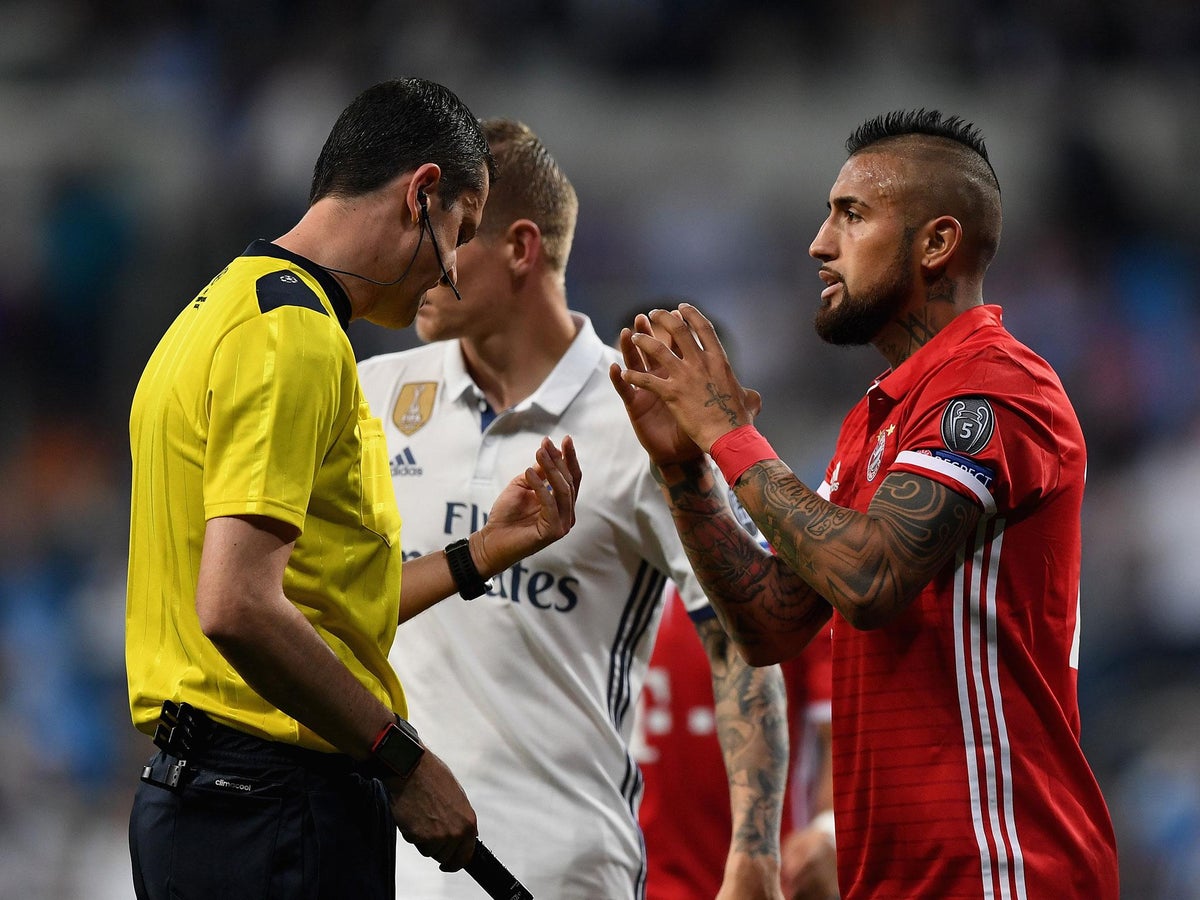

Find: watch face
<box><xmin>377</xmin><ymin>721</ymin><xmax>424</xmax><ymax>778</ymax></box>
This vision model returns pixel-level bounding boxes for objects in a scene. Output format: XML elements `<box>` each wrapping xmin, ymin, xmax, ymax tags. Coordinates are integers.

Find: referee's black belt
<box><xmin>141</xmin><ymin>700</ymin><xmax>369</xmax><ymax>792</ymax></box>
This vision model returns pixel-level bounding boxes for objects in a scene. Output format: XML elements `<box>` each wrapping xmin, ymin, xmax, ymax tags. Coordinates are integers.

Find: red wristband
<box><xmin>371</xmin><ymin>718</ymin><xmax>396</xmax><ymax>753</ymax></box>
<box><xmin>709</xmin><ymin>424</ymin><xmax>778</xmax><ymax>486</ymax></box>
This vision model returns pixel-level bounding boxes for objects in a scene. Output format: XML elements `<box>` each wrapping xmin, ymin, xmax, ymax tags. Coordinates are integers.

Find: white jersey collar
<box><xmin>439</xmin><ymin>313</ymin><xmax>606</xmax><ymax>420</ymax></box>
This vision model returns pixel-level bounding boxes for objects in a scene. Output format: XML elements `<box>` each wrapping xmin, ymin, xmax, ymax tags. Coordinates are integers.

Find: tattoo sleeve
<box><xmin>656</xmin><ymin>456</ymin><xmax>982</xmax><ymax>645</ymax></box>
<box><xmin>696</xmin><ymin>615</ymin><xmax>788</xmax><ymax>861</ymax></box>
<box><xmin>738</xmin><ymin>460</ymin><xmax>982</xmax><ymax>629</ymax></box>
<box><xmin>654</xmin><ymin>459</ymin><xmax>831</xmax><ymax>662</ymax></box>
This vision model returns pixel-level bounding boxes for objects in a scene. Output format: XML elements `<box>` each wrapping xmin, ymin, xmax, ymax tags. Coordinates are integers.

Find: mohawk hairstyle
<box><xmin>847</xmin><ymin>109</ymin><xmax>999</xmax><ymax>191</ymax></box>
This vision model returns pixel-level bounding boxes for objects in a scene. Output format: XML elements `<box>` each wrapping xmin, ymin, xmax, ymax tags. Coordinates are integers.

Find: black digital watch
<box><xmin>368</xmin><ymin>716</ymin><xmax>425</xmax><ymax>782</ymax></box>
<box><xmin>445</xmin><ymin>538</ymin><xmax>492</xmax><ymax>600</ymax></box>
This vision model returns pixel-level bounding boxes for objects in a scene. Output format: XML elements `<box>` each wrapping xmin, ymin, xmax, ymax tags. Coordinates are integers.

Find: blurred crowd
<box><xmin>1</xmin><ymin>2</ymin><xmax>1197</xmax><ymax>897</ymax></box>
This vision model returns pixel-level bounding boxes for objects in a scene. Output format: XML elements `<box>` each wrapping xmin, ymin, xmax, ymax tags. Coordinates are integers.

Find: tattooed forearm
<box><xmin>657</xmin><ymin>439</ymin><xmax>981</xmax><ymax>647</ymax></box>
<box><xmin>650</xmin><ymin>457</ymin><xmax>710</xmax><ymax>488</ymax></box>
<box><xmin>740</xmin><ymin>463</ymin><xmax>981</xmax><ymax>629</ymax></box>
<box><xmin>654</xmin><ymin>461</ymin><xmax>831</xmax><ymax>661</ymax></box>
<box><xmin>697</xmin><ymin>616</ymin><xmax>788</xmax><ymax>859</ymax></box>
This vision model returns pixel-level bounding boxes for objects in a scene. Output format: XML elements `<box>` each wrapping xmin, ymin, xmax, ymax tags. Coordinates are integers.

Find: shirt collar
<box><xmin>242</xmin><ymin>239</ymin><xmax>353</xmax><ymax>332</ymax></box>
<box><xmin>873</xmin><ymin>304</ymin><xmax>1003</xmax><ymax>400</ymax></box>
<box><xmin>440</xmin><ymin>312</ymin><xmax>606</xmax><ymax>418</ymax></box>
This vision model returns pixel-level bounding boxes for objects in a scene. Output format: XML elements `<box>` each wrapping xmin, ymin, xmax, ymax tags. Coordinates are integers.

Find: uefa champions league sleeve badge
<box><xmin>940</xmin><ymin>397</ymin><xmax>995</xmax><ymax>456</ymax></box>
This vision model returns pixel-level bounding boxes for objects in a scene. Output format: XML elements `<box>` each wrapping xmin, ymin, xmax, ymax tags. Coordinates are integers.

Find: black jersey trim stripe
<box><xmin>609</xmin><ymin>565</ymin><xmax>657</xmax><ymax>900</ymax></box>
<box><xmin>607</xmin><ymin>563</ymin><xmax>661</xmax><ymax>726</ymax></box>
<box><xmin>619</xmin><ymin>752</ymin><xmax>646</xmax><ymax>858</ymax></box>
<box><xmin>616</xmin><ymin>580</ymin><xmax>660</xmax><ymax>727</ymax></box>
<box><xmin>606</xmin><ymin>561</ymin><xmax>665</xmax><ymax>730</ymax></box>
<box><xmin>242</xmin><ymin>239</ymin><xmax>352</xmax><ymax>332</ymax></box>
<box><xmin>620</xmin><ymin>754</ymin><xmax>640</xmax><ymax>811</ymax></box>
<box><xmin>606</xmin><ymin>562</ymin><xmax>651</xmax><ymax>723</ymax></box>
<box><xmin>634</xmin><ymin>816</ymin><xmax>649</xmax><ymax>900</ymax></box>
<box><xmin>620</xmin><ymin>755</ymin><xmax>649</xmax><ymax>900</ymax></box>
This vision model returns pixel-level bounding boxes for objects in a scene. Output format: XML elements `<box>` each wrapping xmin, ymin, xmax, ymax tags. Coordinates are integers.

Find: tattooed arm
<box><xmin>694</xmin><ymin>614</ymin><xmax>789</xmax><ymax>900</ymax></box>
<box><xmin>779</xmin><ymin>717</ymin><xmax>839</xmax><ymax>900</ymax></box>
<box><xmin>735</xmin><ymin>460</ymin><xmax>980</xmax><ymax>630</ymax></box>
<box><xmin>654</xmin><ymin>458</ymin><xmax>833</xmax><ymax>664</ymax></box>
<box><xmin>654</xmin><ymin>450</ymin><xmax>979</xmax><ymax>655</ymax></box>
<box><xmin>613</xmin><ymin>303</ymin><xmax>981</xmax><ymax>654</ymax></box>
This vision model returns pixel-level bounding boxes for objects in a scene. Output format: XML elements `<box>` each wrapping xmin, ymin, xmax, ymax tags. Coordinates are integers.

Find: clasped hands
<box><xmin>609</xmin><ymin>303</ymin><xmax>762</xmax><ymax>466</ymax></box>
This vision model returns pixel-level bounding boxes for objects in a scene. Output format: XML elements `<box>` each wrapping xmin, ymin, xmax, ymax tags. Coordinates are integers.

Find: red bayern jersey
<box><xmin>636</xmin><ymin>587</ymin><xmax>832</xmax><ymax>900</ymax></box>
<box><xmin>819</xmin><ymin>305</ymin><xmax>1118</xmax><ymax>899</ymax></box>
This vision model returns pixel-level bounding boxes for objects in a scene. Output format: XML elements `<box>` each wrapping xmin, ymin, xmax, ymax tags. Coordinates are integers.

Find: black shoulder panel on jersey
<box><xmin>256</xmin><ymin>270</ymin><xmax>329</xmax><ymax>318</ymax></box>
<box><xmin>243</xmin><ymin>239</ymin><xmax>351</xmax><ymax>330</ymax></box>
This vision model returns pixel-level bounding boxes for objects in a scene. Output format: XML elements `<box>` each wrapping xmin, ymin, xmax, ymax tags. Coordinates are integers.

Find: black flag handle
<box><xmin>464</xmin><ymin>838</ymin><xmax>534</xmax><ymax>900</ymax></box>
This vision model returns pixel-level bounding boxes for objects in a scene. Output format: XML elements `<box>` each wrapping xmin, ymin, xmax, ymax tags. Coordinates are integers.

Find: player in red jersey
<box><xmin>612</xmin><ymin>109</ymin><xmax>1119</xmax><ymax>898</ymax></box>
<box><xmin>637</xmin><ymin>585</ymin><xmax>838</xmax><ymax>900</ymax></box>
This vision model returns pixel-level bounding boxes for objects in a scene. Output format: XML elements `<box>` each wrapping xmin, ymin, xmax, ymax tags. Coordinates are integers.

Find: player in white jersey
<box><xmin>358</xmin><ymin>120</ymin><xmax>789</xmax><ymax>900</ymax></box>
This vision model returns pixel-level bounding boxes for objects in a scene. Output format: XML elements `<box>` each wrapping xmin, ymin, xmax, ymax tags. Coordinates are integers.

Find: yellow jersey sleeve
<box><xmin>203</xmin><ymin>306</ymin><xmax>347</xmax><ymax>531</ymax></box>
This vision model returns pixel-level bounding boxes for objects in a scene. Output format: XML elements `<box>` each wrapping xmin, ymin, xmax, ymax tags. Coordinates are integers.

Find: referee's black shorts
<box><xmin>130</xmin><ymin>717</ymin><xmax>395</xmax><ymax>900</ymax></box>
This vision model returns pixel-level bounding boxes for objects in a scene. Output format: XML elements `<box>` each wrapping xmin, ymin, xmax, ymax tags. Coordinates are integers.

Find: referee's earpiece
<box><xmin>315</xmin><ymin>185</ymin><xmax>436</xmax><ymax>287</ymax></box>
<box><xmin>412</xmin><ymin>185</ymin><xmax>463</xmax><ymax>302</ymax></box>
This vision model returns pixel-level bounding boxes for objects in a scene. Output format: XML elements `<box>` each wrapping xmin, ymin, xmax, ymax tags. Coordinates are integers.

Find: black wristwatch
<box><xmin>368</xmin><ymin>716</ymin><xmax>425</xmax><ymax>781</ymax></box>
<box><xmin>445</xmin><ymin>538</ymin><xmax>493</xmax><ymax>600</ymax></box>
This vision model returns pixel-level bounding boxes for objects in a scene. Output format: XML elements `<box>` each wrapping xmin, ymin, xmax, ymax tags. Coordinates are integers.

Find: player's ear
<box><xmin>920</xmin><ymin>215</ymin><xmax>962</xmax><ymax>276</ymax></box>
<box><xmin>507</xmin><ymin>219</ymin><xmax>541</xmax><ymax>276</ymax></box>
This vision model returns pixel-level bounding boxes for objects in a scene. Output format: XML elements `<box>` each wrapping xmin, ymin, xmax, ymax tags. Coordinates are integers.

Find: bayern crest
<box><xmin>866</xmin><ymin>424</ymin><xmax>894</xmax><ymax>482</ymax></box>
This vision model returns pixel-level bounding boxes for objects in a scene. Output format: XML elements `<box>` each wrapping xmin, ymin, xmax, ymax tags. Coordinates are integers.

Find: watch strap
<box><xmin>445</xmin><ymin>538</ymin><xmax>492</xmax><ymax>600</ymax></box>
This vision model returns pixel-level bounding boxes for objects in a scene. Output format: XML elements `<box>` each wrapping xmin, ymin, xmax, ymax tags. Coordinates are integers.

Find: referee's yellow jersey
<box><xmin>127</xmin><ymin>240</ymin><xmax>406</xmax><ymax>751</ymax></box>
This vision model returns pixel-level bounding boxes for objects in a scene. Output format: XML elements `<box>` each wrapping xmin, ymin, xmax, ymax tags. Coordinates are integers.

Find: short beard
<box><xmin>813</xmin><ymin>231</ymin><xmax>914</xmax><ymax>346</ymax></box>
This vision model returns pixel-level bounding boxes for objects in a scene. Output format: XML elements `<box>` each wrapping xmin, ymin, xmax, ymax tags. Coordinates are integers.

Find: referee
<box><xmin>125</xmin><ymin>77</ymin><xmax>581</xmax><ymax>899</ymax></box>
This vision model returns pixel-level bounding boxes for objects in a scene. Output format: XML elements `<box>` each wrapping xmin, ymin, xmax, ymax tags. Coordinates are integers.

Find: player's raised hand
<box><xmin>475</xmin><ymin>435</ymin><xmax>581</xmax><ymax>573</ymax></box>
<box><xmin>610</xmin><ymin>312</ymin><xmax>707</xmax><ymax>467</ymax></box>
<box><xmin>613</xmin><ymin>304</ymin><xmax>761</xmax><ymax>455</ymax></box>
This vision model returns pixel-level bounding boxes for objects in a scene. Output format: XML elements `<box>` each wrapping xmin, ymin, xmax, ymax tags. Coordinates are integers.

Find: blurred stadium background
<box><xmin>1</xmin><ymin>2</ymin><xmax>1197</xmax><ymax>897</ymax></box>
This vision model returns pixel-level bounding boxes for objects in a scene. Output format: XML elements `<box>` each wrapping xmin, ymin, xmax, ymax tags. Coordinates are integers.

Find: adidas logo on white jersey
<box><xmin>390</xmin><ymin>447</ymin><xmax>423</xmax><ymax>477</ymax></box>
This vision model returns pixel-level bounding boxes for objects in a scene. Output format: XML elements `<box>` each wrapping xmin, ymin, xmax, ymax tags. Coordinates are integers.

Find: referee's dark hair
<box><xmin>309</xmin><ymin>77</ymin><xmax>496</xmax><ymax>209</ymax></box>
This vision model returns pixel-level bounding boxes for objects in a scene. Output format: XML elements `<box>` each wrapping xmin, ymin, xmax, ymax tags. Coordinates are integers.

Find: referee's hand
<box><xmin>387</xmin><ymin>748</ymin><xmax>479</xmax><ymax>872</ymax></box>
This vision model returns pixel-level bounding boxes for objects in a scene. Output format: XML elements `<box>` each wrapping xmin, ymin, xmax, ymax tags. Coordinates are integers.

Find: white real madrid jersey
<box><xmin>358</xmin><ymin>314</ymin><xmax>712</xmax><ymax>900</ymax></box>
